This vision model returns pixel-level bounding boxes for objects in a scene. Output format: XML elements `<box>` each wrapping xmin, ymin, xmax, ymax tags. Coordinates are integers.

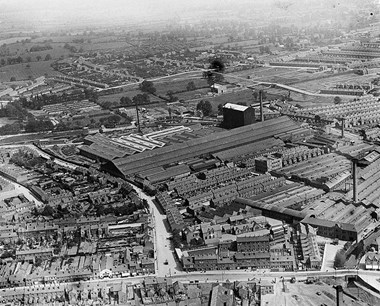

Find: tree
<box><xmin>204</xmin><ymin>58</ymin><xmax>226</xmax><ymax>87</ymax></box>
<box><xmin>120</xmin><ymin>96</ymin><xmax>132</xmax><ymax>106</ymax></box>
<box><xmin>334</xmin><ymin>249</ymin><xmax>346</xmax><ymax>268</ymax></box>
<box><xmin>36</xmin><ymin>55</ymin><xmax>41</xmax><ymax>61</ymax></box>
<box><xmin>253</xmin><ymin>91</ymin><xmax>258</xmax><ymax>101</ymax></box>
<box><xmin>44</xmin><ymin>53</ymin><xmax>52</xmax><ymax>61</ymax></box>
<box><xmin>35</xmin><ymin>257</ymin><xmax>43</xmax><ymax>267</ymax></box>
<box><xmin>106</xmin><ymin>114</ymin><xmax>121</xmax><ymax>125</ymax></box>
<box><xmin>217</xmin><ymin>103</ymin><xmax>224</xmax><ymax>115</ymax></box>
<box><xmin>334</xmin><ymin>96</ymin><xmax>342</xmax><ymax>104</ymax></box>
<box><xmin>166</xmin><ymin>90</ymin><xmax>178</xmax><ymax>102</ymax></box>
<box><xmin>196</xmin><ymin>100</ymin><xmax>212</xmax><ymax>116</ymax></box>
<box><xmin>41</xmin><ymin>204</ymin><xmax>55</xmax><ymax>217</ymax></box>
<box><xmin>210</xmin><ymin>58</ymin><xmax>225</xmax><ymax>73</ymax></box>
<box><xmin>139</xmin><ymin>80</ymin><xmax>156</xmax><ymax>94</ymax></box>
<box><xmin>186</xmin><ymin>81</ymin><xmax>196</xmax><ymax>91</ymax></box>
<box><xmin>133</xmin><ymin>93</ymin><xmax>150</xmax><ymax>105</ymax></box>
<box><xmin>10</xmin><ymin>76</ymin><xmax>16</xmax><ymax>82</ymax></box>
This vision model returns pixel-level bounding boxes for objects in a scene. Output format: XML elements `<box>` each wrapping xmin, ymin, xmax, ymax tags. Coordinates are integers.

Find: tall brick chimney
<box><xmin>335</xmin><ymin>285</ymin><xmax>343</xmax><ymax>306</ymax></box>
<box><xmin>260</xmin><ymin>90</ymin><xmax>264</xmax><ymax>122</ymax></box>
<box><xmin>352</xmin><ymin>159</ymin><xmax>358</xmax><ymax>203</ymax></box>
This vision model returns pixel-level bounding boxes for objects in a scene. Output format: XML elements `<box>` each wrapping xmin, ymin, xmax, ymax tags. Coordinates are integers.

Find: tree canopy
<box><xmin>196</xmin><ymin>100</ymin><xmax>213</xmax><ymax>116</ymax></box>
<box><xmin>334</xmin><ymin>249</ymin><xmax>346</xmax><ymax>268</ymax></box>
<box><xmin>334</xmin><ymin>96</ymin><xmax>342</xmax><ymax>104</ymax></box>
<box><xmin>139</xmin><ymin>80</ymin><xmax>156</xmax><ymax>94</ymax></box>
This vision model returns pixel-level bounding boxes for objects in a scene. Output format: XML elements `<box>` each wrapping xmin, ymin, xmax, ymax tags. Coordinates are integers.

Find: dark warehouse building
<box><xmin>223</xmin><ymin>103</ymin><xmax>255</xmax><ymax>129</ymax></box>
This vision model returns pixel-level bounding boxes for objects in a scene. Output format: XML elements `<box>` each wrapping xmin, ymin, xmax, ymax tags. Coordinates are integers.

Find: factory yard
<box><xmin>261</xmin><ymin>282</ymin><xmax>363</xmax><ymax>306</ymax></box>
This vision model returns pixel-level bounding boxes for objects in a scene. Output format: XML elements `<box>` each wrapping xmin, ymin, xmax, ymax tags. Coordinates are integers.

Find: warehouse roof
<box><xmin>146</xmin><ymin>164</ymin><xmax>191</xmax><ymax>184</ymax></box>
<box><xmin>108</xmin><ymin>116</ymin><xmax>300</xmax><ymax>176</ymax></box>
<box><xmin>223</xmin><ymin>103</ymin><xmax>249</xmax><ymax>112</ymax></box>
<box><xmin>234</xmin><ymin>197</ymin><xmax>306</xmax><ymax>220</ymax></box>
<box><xmin>302</xmin><ymin>216</ymin><xmax>357</xmax><ymax>232</ymax></box>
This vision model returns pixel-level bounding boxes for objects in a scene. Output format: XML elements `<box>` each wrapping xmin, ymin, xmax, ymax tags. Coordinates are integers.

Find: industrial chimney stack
<box><xmin>260</xmin><ymin>90</ymin><xmax>264</xmax><ymax>122</ymax></box>
<box><xmin>334</xmin><ymin>285</ymin><xmax>343</xmax><ymax>306</ymax></box>
<box><xmin>135</xmin><ymin>103</ymin><xmax>141</xmax><ymax>134</ymax></box>
<box><xmin>352</xmin><ymin>159</ymin><xmax>358</xmax><ymax>203</ymax></box>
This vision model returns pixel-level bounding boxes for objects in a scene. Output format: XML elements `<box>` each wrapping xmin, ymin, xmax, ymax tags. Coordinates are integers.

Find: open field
<box><xmin>187</xmin><ymin>88</ymin><xmax>281</xmax><ymax>113</ymax></box>
<box><xmin>4</xmin><ymin>41</ymin><xmax>74</xmax><ymax>60</ymax></box>
<box><xmin>227</xmin><ymin>66</ymin><xmax>324</xmax><ymax>85</ymax></box>
<box><xmin>0</xmin><ymin>118</ymin><xmax>16</xmax><ymax>127</ymax></box>
<box><xmin>154</xmin><ymin>77</ymin><xmax>209</xmax><ymax>96</ymax></box>
<box><xmin>0</xmin><ymin>60</ymin><xmax>61</xmax><ymax>82</ymax></box>
<box><xmin>292</xmin><ymin>72</ymin><xmax>376</xmax><ymax>93</ymax></box>
<box><xmin>0</xmin><ymin>37</ymin><xmax>32</xmax><ymax>45</ymax></box>
<box><xmin>175</xmin><ymin>88</ymin><xmax>210</xmax><ymax>101</ymax></box>
<box><xmin>98</xmin><ymin>90</ymin><xmax>164</xmax><ymax>104</ymax></box>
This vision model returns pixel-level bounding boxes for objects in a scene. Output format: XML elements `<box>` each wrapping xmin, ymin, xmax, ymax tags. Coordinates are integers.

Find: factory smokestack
<box><xmin>260</xmin><ymin>90</ymin><xmax>264</xmax><ymax>122</ymax></box>
<box><xmin>334</xmin><ymin>285</ymin><xmax>343</xmax><ymax>306</ymax></box>
<box><xmin>352</xmin><ymin>159</ymin><xmax>358</xmax><ymax>203</ymax></box>
<box><xmin>135</xmin><ymin>103</ymin><xmax>141</xmax><ymax>134</ymax></box>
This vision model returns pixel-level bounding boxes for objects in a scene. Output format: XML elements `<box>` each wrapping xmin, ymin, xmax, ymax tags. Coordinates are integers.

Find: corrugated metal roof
<box><xmin>223</xmin><ymin>103</ymin><xmax>249</xmax><ymax>112</ymax></box>
<box><xmin>111</xmin><ymin>117</ymin><xmax>299</xmax><ymax>176</ymax></box>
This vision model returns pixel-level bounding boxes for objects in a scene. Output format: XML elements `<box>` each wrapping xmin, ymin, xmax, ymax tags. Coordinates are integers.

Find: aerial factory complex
<box><xmin>1</xmin><ymin>0</ymin><xmax>380</xmax><ymax>305</ymax></box>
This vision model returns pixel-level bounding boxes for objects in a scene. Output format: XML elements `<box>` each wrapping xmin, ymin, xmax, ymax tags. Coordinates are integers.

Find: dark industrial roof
<box><xmin>145</xmin><ymin>164</ymin><xmax>190</xmax><ymax>184</ymax></box>
<box><xmin>110</xmin><ymin>116</ymin><xmax>300</xmax><ymax>176</ymax></box>
<box><xmin>235</xmin><ymin>197</ymin><xmax>306</xmax><ymax>220</ymax></box>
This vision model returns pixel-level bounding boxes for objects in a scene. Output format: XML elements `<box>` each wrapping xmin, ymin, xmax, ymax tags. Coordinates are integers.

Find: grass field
<box><xmin>0</xmin><ymin>118</ymin><xmax>16</xmax><ymax>127</ymax></box>
<box><xmin>154</xmin><ymin>77</ymin><xmax>209</xmax><ymax>96</ymax></box>
<box><xmin>0</xmin><ymin>60</ymin><xmax>61</xmax><ymax>82</ymax></box>
<box><xmin>228</xmin><ymin>67</ymin><xmax>318</xmax><ymax>84</ymax></box>
<box><xmin>291</xmin><ymin>71</ymin><xmax>372</xmax><ymax>93</ymax></box>
<box><xmin>187</xmin><ymin>88</ymin><xmax>256</xmax><ymax>111</ymax></box>
<box><xmin>175</xmin><ymin>88</ymin><xmax>210</xmax><ymax>101</ymax></box>
<box><xmin>98</xmin><ymin>90</ymin><xmax>164</xmax><ymax>104</ymax></box>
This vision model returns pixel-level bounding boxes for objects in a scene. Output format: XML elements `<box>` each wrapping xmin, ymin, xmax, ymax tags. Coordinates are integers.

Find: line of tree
<box><xmin>24</xmin><ymin>119</ymin><xmax>54</xmax><ymax>133</ymax></box>
<box><xmin>0</xmin><ymin>122</ymin><xmax>22</xmax><ymax>135</ymax></box>
<box><xmin>0</xmin><ymin>101</ymin><xmax>29</xmax><ymax>119</ymax></box>
<box><xmin>19</xmin><ymin>88</ymin><xmax>97</xmax><ymax>110</ymax></box>
<box><xmin>29</xmin><ymin>44</ymin><xmax>53</xmax><ymax>52</ymax></box>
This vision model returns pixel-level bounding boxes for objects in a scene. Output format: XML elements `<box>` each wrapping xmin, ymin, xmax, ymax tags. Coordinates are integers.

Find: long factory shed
<box><xmin>106</xmin><ymin>116</ymin><xmax>301</xmax><ymax>177</ymax></box>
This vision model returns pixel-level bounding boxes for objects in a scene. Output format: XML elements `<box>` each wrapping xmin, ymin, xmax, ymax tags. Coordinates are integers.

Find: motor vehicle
<box><xmin>164</xmin><ymin>259</ymin><xmax>168</xmax><ymax>265</ymax></box>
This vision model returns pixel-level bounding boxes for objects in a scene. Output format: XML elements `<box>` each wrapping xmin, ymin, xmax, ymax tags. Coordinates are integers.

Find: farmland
<box><xmin>0</xmin><ymin>60</ymin><xmax>61</xmax><ymax>82</ymax></box>
<box><xmin>153</xmin><ymin>76</ymin><xmax>209</xmax><ymax>96</ymax></box>
<box><xmin>293</xmin><ymin>71</ymin><xmax>379</xmax><ymax>93</ymax></box>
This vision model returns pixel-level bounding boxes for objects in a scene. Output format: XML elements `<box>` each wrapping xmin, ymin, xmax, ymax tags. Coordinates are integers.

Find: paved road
<box><xmin>130</xmin><ymin>186</ymin><xmax>180</xmax><ymax>277</ymax></box>
<box><xmin>102</xmin><ymin>69</ymin><xmax>206</xmax><ymax>91</ymax></box>
<box><xmin>0</xmin><ymin>268</ymin><xmax>372</xmax><ymax>297</ymax></box>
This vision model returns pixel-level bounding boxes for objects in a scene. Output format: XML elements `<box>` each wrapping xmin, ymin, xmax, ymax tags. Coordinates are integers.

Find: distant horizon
<box><xmin>0</xmin><ymin>0</ymin><xmax>375</xmax><ymax>31</ymax></box>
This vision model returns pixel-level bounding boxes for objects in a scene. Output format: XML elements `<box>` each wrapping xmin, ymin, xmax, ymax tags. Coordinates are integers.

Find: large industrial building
<box><xmin>104</xmin><ymin>116</ymin><xmax>304</xmax><ymax>178</ymax></box>
<box><xmin>222</xmin><ymin>103</ymin><xmax>255</xmax><ymax>129</ymax></box>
